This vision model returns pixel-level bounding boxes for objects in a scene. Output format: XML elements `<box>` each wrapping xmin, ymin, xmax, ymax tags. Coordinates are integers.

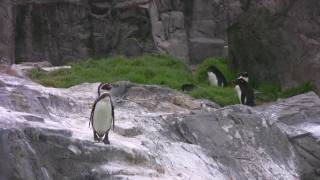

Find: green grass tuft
<box><xmin>187</xmin><ymin>86</ymin><xmax>238</xmax><ymax>106</ymax></box>
<box><xmin>188</xmin><ymin>57</ymin><xmax>239</xmax><ymax>106</ymax></box>
<box><xmin>30</xmin><ymin>55</ymin><xmax>194</xmax><ymax>89</ymax></box>
<box><xmin>279</xmin><ymin>83</ymin><xmax>315</xmax><ymax>99</ymax></box>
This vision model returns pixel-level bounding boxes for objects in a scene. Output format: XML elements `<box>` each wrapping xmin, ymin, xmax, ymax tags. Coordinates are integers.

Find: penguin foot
<box><xmin>103</xmin><ymin>139</ymin><xmax>110</xmax><ymax>144</ymax></box>
<box><xmin>93</xmin><ymin>132</ymin><xmax>99</xmax><ymax>141</ymax></box>
<box><xmin>103</xmin><ymin>137</ymin><xmax>110</xmax><ymax>144</ymax></box>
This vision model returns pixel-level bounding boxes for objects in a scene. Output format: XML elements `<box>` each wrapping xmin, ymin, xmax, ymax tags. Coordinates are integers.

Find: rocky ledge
<box><xmin>0</xmin><ymin>72</ymin><xmax>319</xmax><ymax>180</ymax></box>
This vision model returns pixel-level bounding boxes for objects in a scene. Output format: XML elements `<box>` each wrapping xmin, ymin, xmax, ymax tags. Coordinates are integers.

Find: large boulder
<box><xmin>175</xmin><ymin>92</ymin><xmax>320</xmax><ymax>179</ymax></box>
<box><xmin>0</xmin><ymin>72</ymin><xmax>222</xmax><ymax>179</ymax></box>
<box><xmin>1</xmin><ymin>68</ymin><xmax>320</xmax><ymax>179</ymax></box>
<box><xmin>228</xmin><ymin>0</ymin><xmax>320</xmax><ymax>91</ymax></box>
<box><xmin>257</xmin><ymin>92</ymin><xmax>320</xmax><ymax>179</ymax></box>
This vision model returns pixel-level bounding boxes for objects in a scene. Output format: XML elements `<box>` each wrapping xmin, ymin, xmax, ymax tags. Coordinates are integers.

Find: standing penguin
<box><xmin>232</xmin><ymin>78</ymin><xmax>255</xmax><ymax>106</ymax></box>
<box><xmin>90</xmin><ymin>83</ymin><xmax>115</xmax><ymax>144</ymax></box>
<box><xmin>207</xmin><ymin>66</ymin><xmax>227</xmax><ymax>87</ymax></box>
<box><xmin>237</xmin><ymin>72</ymin><xmax>249</xmax><ymax>82</ymax></box>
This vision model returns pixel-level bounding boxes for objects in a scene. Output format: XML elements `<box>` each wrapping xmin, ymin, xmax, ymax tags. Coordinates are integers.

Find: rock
<box><xmin>1</xmin><ymin>69</ymin><xmax>320</xmax><ymax>179</ymax></box>
<box><xmin>0</xmin><ymin>0</ymin><xmax>15</xmax><ymax>64</ymax></box>
<box><xmin>0</xmin><ymin>73</ymin><xmax>225</xmax><ymax>179</ymax></box>
<box><xmin>174</xmin><ymin>105</ymin><xmax>299</xmax><ymax>179</ymax></box>
<box><xmin>18</xmin><ymin>61</ymin><xmax>52</xmax><ymax>68</ymax></box>
<box><xmin>257</xmin><ymin>92</ymin><xmax>320</xmax><ymax>179</ymax></box>
<box><xmin>41</xmin><ymin>66</ymin><xmax>71</xmax><ymax>72</ymax></box>
<box><xmin>22</xmin><ymin>115</ymin><xmax>44</xmax><ymax>123</ymax></box>
<box><xmin>117</xmin><ymin>38</ymin><xmax>143</xmax><ymax>57</ymax></box>
<box><xmin>7</xmin><ymin>0</ymin><xmax>156</xmax><ymax>65</ymax></box>
<box><xmin>172</xmin><ymin>95</ymin><xmax>201</xmax><ymax>110</ymax></box>
<box><xmin>228</xmin><ymin>0</ymin><xmax>320</xmax><ymax>92</ymax></box>
<box><xmin>1</xmin><ymin>0</ymin><xmax>242</xmax><ymax>65</ymax></box>
<box><xmin>150</xmin><ymin>9</ymin><xmax>190</xmax><ymax>62</ymax></box>
<box><xmin>189</xmin><ymin>38</ymin><xmax>226</xmax><ymax>64</ymax></box>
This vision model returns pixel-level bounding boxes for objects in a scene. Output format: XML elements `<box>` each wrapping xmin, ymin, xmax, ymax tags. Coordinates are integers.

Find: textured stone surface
<box><xmin>257</xmin><ymin>92</ymin><xmax>320</xmax><ymax>179</ymax></box>
<box><xmin>0</xmin><ymin>0</ymin><xmax>15</xmax><ymax>64</ymax></box>
<box><xmin>0</xmin><ymin>0</ymin><xmax>238</xmax><ymax>65</ymax></box>
<box><xmin>11</xmin><ymin>0</ymin><xmax>155</xmax><ymax>65</ymax></box>
<box><xmin>228</xmin><ymin>0</ymin><xmax>320</xmax><ymax>91</ymax></box>
<box><xmin>1</xmin><ymin>69</ymin><xmax>320</xmax><ymax>179</ymax></box>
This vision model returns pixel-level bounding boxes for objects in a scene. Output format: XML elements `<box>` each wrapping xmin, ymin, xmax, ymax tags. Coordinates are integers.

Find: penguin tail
<box><xmin>112</xmin><ymin>118</ymin><xmax>115</xmax><ymax>131</ymax></box>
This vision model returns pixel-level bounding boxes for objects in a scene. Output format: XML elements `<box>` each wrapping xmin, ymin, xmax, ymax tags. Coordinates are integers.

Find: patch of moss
<box><xmin>188</xmin><ymin>85</ymin><xmax>238</xmax><ymax>106</ymax></box>
<box><xmin>279</xmin><ymin>83</ymin><xmax>315</xmax><ymax>99</ymax></box>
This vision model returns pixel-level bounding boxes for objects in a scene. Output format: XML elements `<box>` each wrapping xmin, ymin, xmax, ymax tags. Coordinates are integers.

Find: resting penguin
<box><xmin>237</xmin><ymin>72</ymin><xmax>249</xmax><ymax>82</ymax></box>
<box><xmin>232</xmin><ymin>78</ymin><xmax>255</xmax><ymax>106</ymax></box>
<box><xmin>90</xmin><ymin>83</ymin><xmax>115</xmax><ymax>144</ymax></box>
<box><xmin>207</xmin><ymin>66</ymin><xmax>227</xmax><ymax>87</ymax></box>
<box><xmin>181</xmin><ymin>83</ymin><xmax>196</xmax><ymax>92</ymax></box>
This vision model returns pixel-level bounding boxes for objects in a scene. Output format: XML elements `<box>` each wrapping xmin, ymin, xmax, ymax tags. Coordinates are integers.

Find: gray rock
<box><xmin>0</xmin><ymin>0</ymin><xmax>15</xmax><ymax>64</ymax></box>
<box><xmin>174</xmin><ymin>105</ymin><xmax>299</xmax><ymax>179</ymax></box>
<box><xmin>117</xmin><ymin>38</ymin><xmax>143</xmax><ymax>57</ymax></box>
<box><xmin>6</xmin><ymin>0</ymin><xmax>156</xmax><ymax>65</ymax></box>
<box><xmin>228</xmin><ymin>0</ymin><xmax>320</xmax><ymax>92</ymax></box>
<box><xmin>150</xmin><ymin>9</ymin><xmax>190</xmax><ymax>62</ymax></box>
<box><xmin>189</xmin><ymin>38</ymin><xmax>226</xmax><ymax>64</ymax></box>
<box><xmin>1</xmin><ymin>71</ymin><xmax>320</xmax><ymax>179</ymax></box>
<box><xmin>257</xmin><ymin>92</ymin><xmax>320</xmax><ymax>179</ymax></box>
<box><xmin>1</xmin><ymin>0</ymin><xmax>240</xmax><ymax>65</ymax></box>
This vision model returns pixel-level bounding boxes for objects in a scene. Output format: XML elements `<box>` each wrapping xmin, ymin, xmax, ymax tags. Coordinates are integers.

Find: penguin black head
<box><xmin>98</xmin><ymin>83</ymin><xmax>112</xmax><ymax>96</ymax></box>
<box><xmin>101</xmin><ymin>83</ymin><xmax>112</xmax><ymax>91</ymax></box>
<box><xmin>237</xmin><ymin>72</ymin><xmax>249</xmax><ymax>82</ymax></box>
<box><xmin>207</xmin><ymin>66</ymin><xmax>218</xmax><ymax>72</ymax></box>
<box><xmin>231</xmin><ymin>78</ymin><xmax>247</xmax><ymax>86</ymax></box>
<box><xmin>238</xmin><ymin>72</ymin><xmax>248</xmax><ymax>78</ymax></box>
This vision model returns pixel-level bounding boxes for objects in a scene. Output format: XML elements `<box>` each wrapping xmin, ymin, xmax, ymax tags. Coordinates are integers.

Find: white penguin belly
<box><xmin>99</xmin><ymin>89</ymin><xmax>109</xmax><ymax>96</ymax></box>
<box><xmin>235</xmin><ymin>85</ymin><xmax>242</xmax><ymax>103</ymax></box>
<box><xmin>93</xmin><ymin>97</ymin><xmax>113</xmax><ymax>135</ymax></box>
<box><xmin>208</xmin><ymin>72</ymin><xmax>218</xmax><ymax>86</ymax></box>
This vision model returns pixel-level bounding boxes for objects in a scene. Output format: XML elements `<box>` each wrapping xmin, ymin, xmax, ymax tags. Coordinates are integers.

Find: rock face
<box><xmin>13</xmin><ymin>0</ymin><xmax>155</xmax><ymax>65</ymax></box>
<box><xmin>0</xmin><ymin>0</ymin><xmax>15</xmax><ymax>64</ymax></box>
<box><xmin>228</xmin><ymin>0</ymin><xmax>320</xmax><ymax>91</ymax></box>
<box><xmin>0</xmin><ymin>70</ymin><xmax>320</xmax><ymax>179</ymax></box>
<box><xmin>0</xmin><ymin>0</ymin><xmax>234</xmax><ymax>65</ymax></box>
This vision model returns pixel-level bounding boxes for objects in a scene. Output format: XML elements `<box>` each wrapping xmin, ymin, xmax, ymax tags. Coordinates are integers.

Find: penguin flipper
<box><xmin>97</xmin><ymin>82</ymin><xmax>103</xmax><ymax>97</ymax></box>
<box><xmin>89</xmin><ymin>96</ymin><xmax>102</xmax><ymax>128</ymax></box>
<box><xmin>241</xmin><ymin>93</ymin><xmax>246</xmax><ymax>105</ymax></box>
<box><xmin>111</xmin><ymin>99</ymin><xmax>115</xmax><ymax>131</ymax></box>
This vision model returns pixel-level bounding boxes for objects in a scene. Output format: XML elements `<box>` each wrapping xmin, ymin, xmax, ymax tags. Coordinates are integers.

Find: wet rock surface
<box><xmin>0</xmin><ymin>72</ymin><xmax>320</xmax><ymax>179</ymax></box>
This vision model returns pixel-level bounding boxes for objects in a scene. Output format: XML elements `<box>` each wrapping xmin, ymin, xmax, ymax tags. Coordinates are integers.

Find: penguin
<box><xmin>207</xmin><ymin>66</ymin><xmax>227</xmax><ymax>87</ymax></box>
<box><xmin>98</xmin><ymin>83</ymin><xmax>112</xmax><ymax>96</ymax></box>
<box><xmin>90</xmin><ymin>84</ymin><xmax>115</xmax><ymax>144</ymax></box>
<box><xmin>237</xmin><ymin>72</ymin><xmax>249</xmax><ymax>82</ymax></box>
<box><xmin>231</xmin><ymin>78</ymin><xmax>255</xmax><ymax>106</ymax></box>
<box><xmin>181</xmin><ymin>83</ymin><xmax>196</xmax><ymax>92</ymax></box>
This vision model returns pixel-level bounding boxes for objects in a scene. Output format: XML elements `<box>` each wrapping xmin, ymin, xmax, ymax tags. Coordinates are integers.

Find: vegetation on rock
<box><xmin>29</xmin><ymin>55</ymin><xmax>315</xmax><ymax>106</ymax></box>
